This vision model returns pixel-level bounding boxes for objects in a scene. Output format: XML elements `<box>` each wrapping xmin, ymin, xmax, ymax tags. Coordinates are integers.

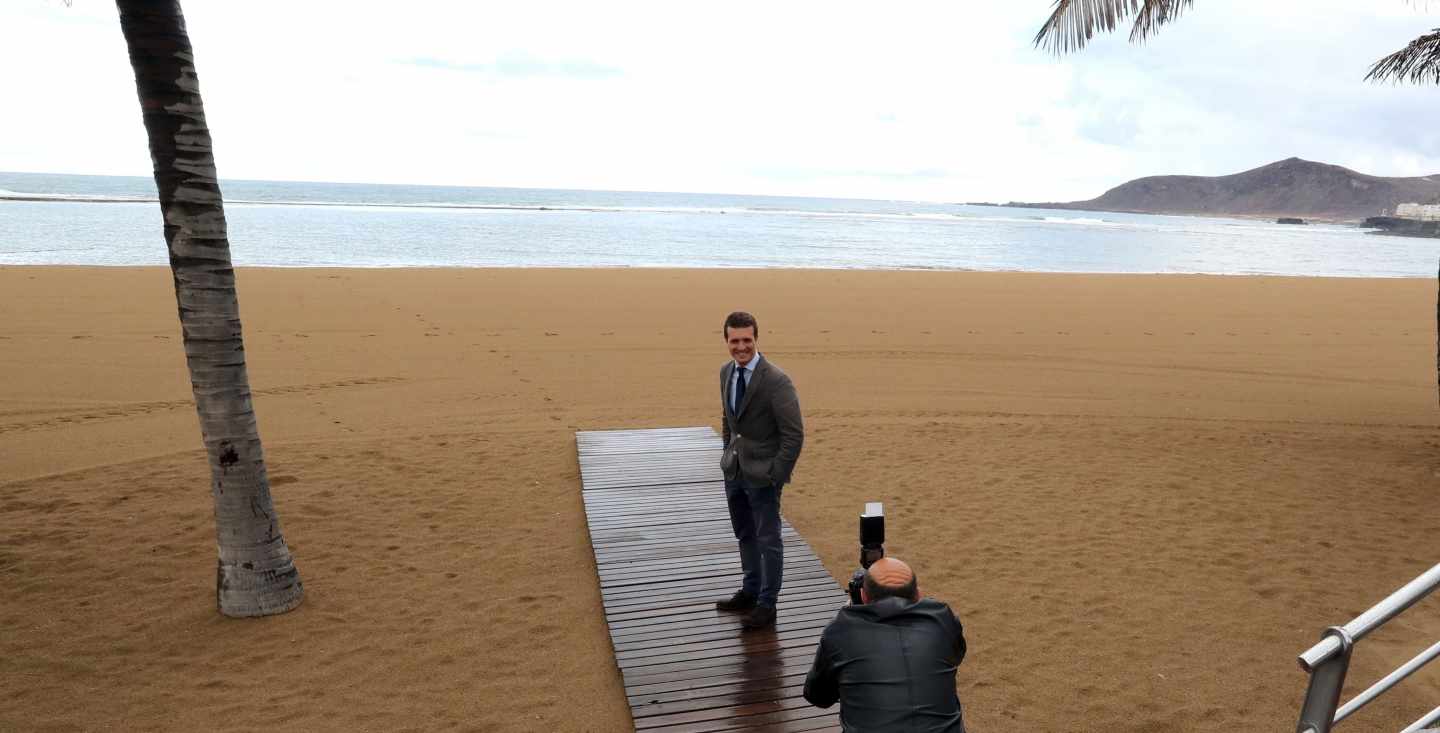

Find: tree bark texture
<box><xmin>117</xmin><ymin>0</ymin><xmax>302</xmax><ymax>617</ymax></box>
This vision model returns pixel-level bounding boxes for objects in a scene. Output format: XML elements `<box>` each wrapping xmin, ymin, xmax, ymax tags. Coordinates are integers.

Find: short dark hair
<box><xmin>723</xmin><ymin>311</ymin><xmax>759</xmax><ymax>339</ymax></box>
<box><xmin>863</xmin><ymin>570</ymin><xmax>919</xmax><ymax>603</ymax></box>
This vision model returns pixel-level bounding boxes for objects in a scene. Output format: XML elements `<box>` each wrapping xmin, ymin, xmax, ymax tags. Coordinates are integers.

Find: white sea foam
<box><xmin>0</xmin><ymin>189</ymin><xmax>152</xmax><ymax>202</ymax></box>
<box><xmin>733</xmin><ymin>208</ymin><xmax>966</xmax><ymax>223</ymax></box>
<box><xmin>1041</xmin><ymin>216</ymin><xmax>1114</xmax><ymax>225</ymax></box>
<box><xmin>226</xmin><ymin>200</ymin><xmax>737</xmax><ymax>214</ymax></box>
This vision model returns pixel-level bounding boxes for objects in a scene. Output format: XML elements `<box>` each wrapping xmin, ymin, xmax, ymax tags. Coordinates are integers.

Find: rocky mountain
<box><xmin>1011</xmin><ymin>158</ymin><xmax>1440</xmax><ymax>221</ymax></box>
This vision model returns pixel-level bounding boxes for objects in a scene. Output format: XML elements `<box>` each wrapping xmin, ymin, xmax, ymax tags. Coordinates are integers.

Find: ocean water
<box><xmin>0</xmin><ymin>171</ymin><xmax>1434</xmax><ymax>277</ymax></box>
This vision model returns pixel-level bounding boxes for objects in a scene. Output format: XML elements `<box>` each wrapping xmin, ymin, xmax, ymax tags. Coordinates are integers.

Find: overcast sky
<box><xmin>4</xmin><ymin>1</ymin><xmax>1440</xmax><ymax>202</ymax></box>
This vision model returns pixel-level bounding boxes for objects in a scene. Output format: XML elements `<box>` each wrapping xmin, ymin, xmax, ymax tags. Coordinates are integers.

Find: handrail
<box><xmin>1400</xmin><ymin>704</ymin><xmax>1440</xmax><ymax>733</ymax></box>
<box><xmin>1295</xmin><ymin>563</ymin><xmax>1440</xmax><ymax>733</ymax></box>
<box><xmin>1299</xmin><ymin>564</ymin><xmax>1440</xmax><ymax>672</ymax></box>
<box><xmin>1333</xmin><ymin>641</ymin><xmax>1440</xmax><ymax>724</ymax></box>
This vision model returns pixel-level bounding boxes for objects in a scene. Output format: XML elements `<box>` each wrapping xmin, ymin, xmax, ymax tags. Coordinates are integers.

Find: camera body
<box><xmin>846</xmin><ymin>502</ymin><xmax>885</xmax><ymax>605</ymax></box>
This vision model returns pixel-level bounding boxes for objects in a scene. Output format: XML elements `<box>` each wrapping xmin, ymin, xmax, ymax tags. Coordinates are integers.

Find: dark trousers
<box><xmin>725</xmin><ymin>480</ymin><xmax>783</xmax><ymax>608</ymax></box>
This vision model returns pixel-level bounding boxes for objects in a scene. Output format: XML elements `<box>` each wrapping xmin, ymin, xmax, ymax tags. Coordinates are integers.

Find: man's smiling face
<box><xmin>726</xmin><ymin>325</ymin><xmax>756</xmax><ymax>366</ymax></box>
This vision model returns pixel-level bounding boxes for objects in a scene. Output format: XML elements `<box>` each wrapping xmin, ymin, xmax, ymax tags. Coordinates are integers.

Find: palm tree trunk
<box><xmin>117</xmin><ymin>0</ymin><xmax>302</xmax><ymax>617</ymax></box>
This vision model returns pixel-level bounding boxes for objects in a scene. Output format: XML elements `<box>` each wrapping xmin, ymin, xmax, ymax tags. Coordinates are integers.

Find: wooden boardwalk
<box><xmin>577</xmin><ymin>427</ymin><xmax>846</xmax><ymax>732</ymax></box>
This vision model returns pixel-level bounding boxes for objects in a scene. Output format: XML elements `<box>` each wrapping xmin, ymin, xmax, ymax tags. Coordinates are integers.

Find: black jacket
<box><xmin>803</xmin><ymin>597</ymin><xmax>966</xmax><ymax>733</ymax></box>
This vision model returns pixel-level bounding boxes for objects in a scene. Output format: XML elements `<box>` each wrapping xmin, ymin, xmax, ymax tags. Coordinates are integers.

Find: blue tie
<box><xmin>734</xmin><ymin>364</ymin><xmax>747</xmax><ymax>413</ymax></box>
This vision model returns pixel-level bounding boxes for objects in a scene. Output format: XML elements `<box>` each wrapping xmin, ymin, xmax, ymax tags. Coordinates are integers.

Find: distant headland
<box><xmin>1005</xmin><ymin>157</ymin><xmax>1440</xmax><ymax>223</ymax></box>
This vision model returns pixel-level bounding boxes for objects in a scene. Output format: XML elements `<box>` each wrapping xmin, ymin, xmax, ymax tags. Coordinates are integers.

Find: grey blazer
<box><xmin>720</xmin><ymin>357</ymin><xmax>804</xmax><ymax>487</ymax></box>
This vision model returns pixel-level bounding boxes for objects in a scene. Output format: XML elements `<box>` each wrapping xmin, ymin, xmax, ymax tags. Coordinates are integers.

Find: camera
<box><xmin>846</xmin><ymin>502</ymin><xmax>885</xmax><ymax>605</ymax></box>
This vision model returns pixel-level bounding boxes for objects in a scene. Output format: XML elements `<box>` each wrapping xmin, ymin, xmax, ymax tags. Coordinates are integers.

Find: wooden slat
<box><xmin>578</xmin><ymin>427</ymin><xmax>844</xmax><ymax>732</ymax></box>
<box><xmin>606</xmin><ymin>599</ymin><xmax>843</xmax><ymax>634</ymax></box>
<box><xmin>609</xmin><ymin>609</ymin><xmax>840</xmax><ymax>643</ymax></box>
<box><xmin>601</xmin><ymin>560</ymin><xmax>827</xmax><ymax>590</ymax></box>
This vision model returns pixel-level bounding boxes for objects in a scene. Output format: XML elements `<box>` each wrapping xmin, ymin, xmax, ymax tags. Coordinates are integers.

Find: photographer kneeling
<box><xmin>803</xmin><ymin>557</ymin><xmax>968</xmax><ymax>733</ymax></box>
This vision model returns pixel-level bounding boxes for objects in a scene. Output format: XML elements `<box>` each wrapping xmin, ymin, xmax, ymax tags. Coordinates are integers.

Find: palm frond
<box><xmin>1035</xmin><ymin>0</ymin><xmax>1188</xmax><ymax>54</ymax></box>
<box><xmin>1034</xmin><ymin>0</ymin><xmax>1139</xmax><ymax>54</ymax></box>
<box><xmin>1129</xmin><ymin>0</ymin><xmax>1193</xmax><ymax>44</ymax></box>
<box><xmin>1366</xmin><ymin>29</ymin><xmax>1440</xmax><ymax>85</ymax></box>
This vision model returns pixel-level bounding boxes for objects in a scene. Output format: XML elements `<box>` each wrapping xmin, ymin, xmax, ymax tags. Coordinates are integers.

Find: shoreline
<box><xmin>0</xmin><ymin>263</ymin><xmax>1431</xmax><ymax>279</ymax></box>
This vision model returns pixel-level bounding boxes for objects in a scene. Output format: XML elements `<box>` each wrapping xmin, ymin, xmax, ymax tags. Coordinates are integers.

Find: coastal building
<box><xmin>1395</xmin><ymin>202</ymin><xmax>1440</xmax><ymax>220</ymax></box>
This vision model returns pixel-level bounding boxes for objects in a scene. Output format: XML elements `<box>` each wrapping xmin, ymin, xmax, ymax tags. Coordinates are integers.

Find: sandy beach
<box><xmin>3</xmin><ymin>266</ymin><xmax>1439</xmax><ymax>732</ymax></box>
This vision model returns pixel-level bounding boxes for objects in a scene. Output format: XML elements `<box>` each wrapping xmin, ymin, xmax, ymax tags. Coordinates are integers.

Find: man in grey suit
<box><xmin>715</xmin><ymin>311</ymin><xmax>804</xmax><ymax>630</ymax></box>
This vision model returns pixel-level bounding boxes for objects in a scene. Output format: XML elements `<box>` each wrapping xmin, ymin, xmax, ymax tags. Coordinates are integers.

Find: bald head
<box><xmin>861</xmin><ymin>557</ymin><xmax>919</xmax><ymax>604</ymax></box>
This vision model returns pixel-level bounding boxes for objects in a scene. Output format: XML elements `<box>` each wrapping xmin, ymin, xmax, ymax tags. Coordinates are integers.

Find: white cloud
<box><xmin>2</xmin><ymin>0</ymin><xmax>1438</xmax><ymax>201</ymax></box>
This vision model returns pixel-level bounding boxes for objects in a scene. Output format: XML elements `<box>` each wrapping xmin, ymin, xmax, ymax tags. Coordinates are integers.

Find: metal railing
<box><xmin>1296</xmin><ymin>563</ymin><xmax>1440</xmax><ymax>732</ymax></box>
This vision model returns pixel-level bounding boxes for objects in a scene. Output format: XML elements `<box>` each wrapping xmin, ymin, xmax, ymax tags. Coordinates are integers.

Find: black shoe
<box><xmin>716</xmin><ymin>590</ymin><xmax>757</xmax><ymax>612</ymax></box>
<box><xmin>741</xmin><ymin>605</ymin><xmax>777</xmax><ymax>630</ymax></box>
